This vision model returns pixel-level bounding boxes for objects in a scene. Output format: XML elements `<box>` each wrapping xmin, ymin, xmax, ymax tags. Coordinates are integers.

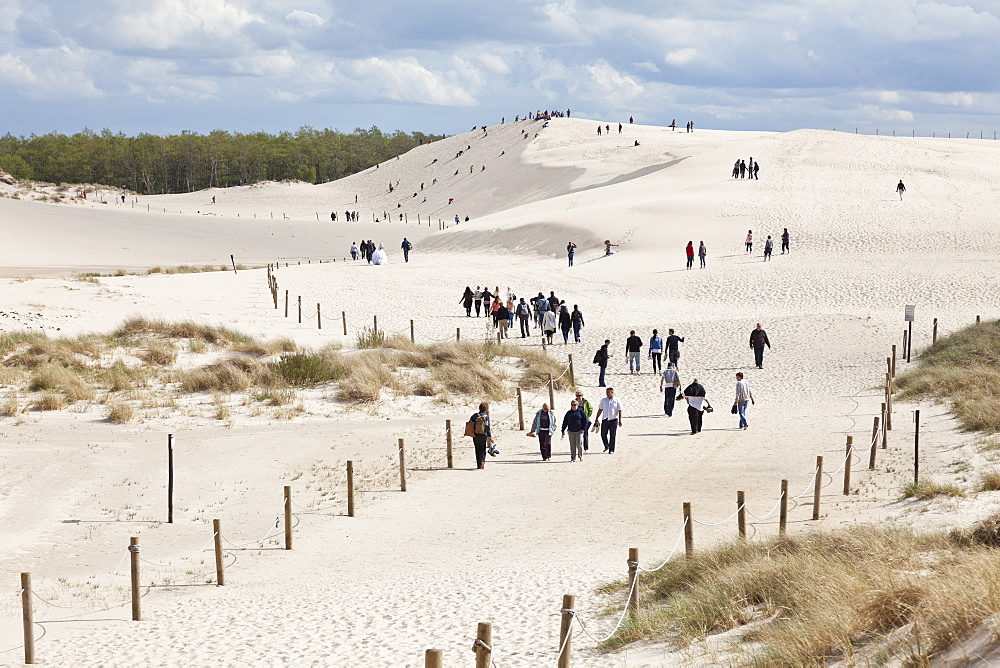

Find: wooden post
<box><xmin>410</xmin><ymin>319</ymin><xmax>415</xmax><ymax>344</ymax></box>
<box><xmin>933</xmin><ymin>317</ymin><xmax>938</xmax><ymax>345</ymax></box>
<box><xmin>870</xmin><ymin>416</ymin><xmax>880</xmax><ymax>469</ymax></box>
<box><xmin>516</xmin><ymin>387</ymin><xmax>525</xmax><ymax>431</ymax></box>
<box><xmin>129</xmin><ymin>536</ymin><xmax>141</xmax><ymax>621</ymax></box>
<box><xmin>548</xmin><ymin>373</ymin><xmax>555</xmax><ymax>410</ymax></box>
<box><xmin>496</xmin><ymin>332</ymin><xmax>501</xmax><ymax>344</ymax></box>
<box><xmin>568</xmin><ymin>354</ymin><xmax>575</xmax><ymax>388</ymax></box>
<box><xmin>886</xmin><ymin>356</ymin><xmax>891</xmax><ymax>379</ymax></box>
<box><xmin>778</xmin><ymin>480</ymin><xmax>789</xmax><ymax>537</ymax></box>
<box><xmin>213</xmin><ymin>519</ymin><xmax>225</xmax><ymax>586</ymax></box>
<box><xmin>843</xmin><ymin>436</ymin><xmax>853</xmax><ymax>495</ymax></box>
<box><xmin>456</xmin><ymin>327</ymin><xmax>460</xmax><ymax>342</ymax></box>
<box><xmin>424</xmin><ymin>649</ymin><xmax>443</xmax><ymax>668</ymax></box>
<box><xmin>445</xmin><ymin>420</ymin><xmax>453</xmax><ymax>469</ymax></box>
<box><xmin>298</xmin><ymin>296</ymin><xmax>302</xmax><ymax>324</ymax></box>
<box><xmin>284</xmin><ymin>290</ymin><xmax>289</xmax><ymax>317</ymax></box>
<box><xmin>346</xmin><ymin>461</ymin><xmax>355</xmax><ymax>517</ymax></box>
<box><xmin>167</xmin><ymin>434</ymin><xmax>174</xmax><ymax>524</ymax></box>
<box><xmin>317</xmin><ymin>304</ymin><xmax>321</xmax><ymax>330</ymax></box>
<box><xmin>21</xmin><ymin>573</ymin><xmax>34</xmax><ymax>664</ymax></box>
<box><xmin>891</xmin><ymin>346</ymin><xmax>896</xmax><ymax>377</ymax></box>
<box><xmin>342</xmin><ymin>311</ymin><xmax>347</xmax><ymax>335</ymax></box>
<box><xmin>373</xmin><ymin>314</ymin><xmax>377</xmax><ymax>333</ymax></box>
<box><xmin>283</xmin><ymin>486</ymin><xmax>292</xmax><ymax>550</ymax></box>
<box><xmin>885</xmin><ymin>374</ymin><xmax>893</xmax><ymax>431</ymax></box>
<box><xmin>558</xmin><ymin>594</ymin><xmax>575</xmax><ymax>668</ymax></box>
<box><xmin>812</xmin><ymin>456</ymin><xmax>823</xmax><ymax>520</ymax></box>
<box><xmin>474</xmin><ymin>622</ymin><xmax>492</xmax><ymax>668</ymax></box>
<box><xmin>230</xmin><ymin>254</ymin><xmax>237</xmax><ymax>274</ymax></box>
<box><xmin>977</xmin><ymin>315</ymin><xmax>981</xmax><ymax>324</ymax></box>
<box><xmin>683</xmin><ymin>502</ymin><xmax>693</xmax><ymax>557</ymax></box>
<box><xmin>914</xmin><ymin>409</ymin><xmax>920</xmax><ymax>484</ymax></box>
<box><xmin>627</xmin><ymin>548</ymin><xmax>639</xmax><ymax>617</ymax></box>
<box><xmin>882</xmin><ymin>402</ymin><xmax>888</xmax><ymax>449</ymax></box>
<box><xmin>737</xmin><ymin>491</ymin><xmax>746</xmax><ymax>539</ymax></box>
<box><xmin>902</xmin><ymin>330</ymin><xmax>908</xmax><ymax>362</ymax></box>
<box><xmin>398</xmin><ymin>439</ymin><xmax>407</xmax><ymax>492</ymax></box>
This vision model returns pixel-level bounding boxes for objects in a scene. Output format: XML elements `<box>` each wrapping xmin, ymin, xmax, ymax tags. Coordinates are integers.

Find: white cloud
<box><xmin>0</xmin><ymin>53</ymin><xmax>36</xmax><ymax>86</ymax></box>
<box><xmin>887</xmin><ymin>108</ymin><xmax>914</xmax><ymax>121</ymax></box>
<box><xmin>583</xmin><ymin>60</ymin><xmax>643</xmax><ymax>101</ymax></box>
<box><xmin>927</xmin><ymin>91</ymin><xmax>974</xmax><ymax>107</ymax></box>
<box><xmin>336</xmin><ymin>56</ymin><xmax>477</xmax><ymax>106</ymax></box>
<box><xmin>228</xmin><ymin>50</ymin><xmax>297</xmax><ymax>77</ymax></box>
<box><xmin>634</xmin><ymin>61</ymin><xmax>660</xmax><ymax>73</ymax></box>
<box><xmin>103</xmin><ymin>0</ymin><xmax>262</xmax><ymax>51</ymax></box>
<box><xmin>872</xmin><ymin>90</ymin><xmax>902</xmax><ymax>104</ymax></box>
<box><xmin>0</xmin><ymin>0</ymin><xmax>22</xmax><ymax>31</ymax></box>
<box><xmin>665</xmin><ymin>48</ymin><xmax>697</xmax><ymax>66</ymax></box>
<box><xmin>126</xmin><ymin>58</ymin><xmax>218</xmax><ymax>102</ymax></box>
<box><xmin>285</xmin><ymin>9</ymin><xmax>323</xmax><ymax>27</ymax></box>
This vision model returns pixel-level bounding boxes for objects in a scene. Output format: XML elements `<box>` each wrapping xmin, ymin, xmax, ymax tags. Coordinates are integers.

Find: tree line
<box><xmin>0</xmin><ymin>126</ymin><xmax>443</xmax><ymax>194</ymax></box>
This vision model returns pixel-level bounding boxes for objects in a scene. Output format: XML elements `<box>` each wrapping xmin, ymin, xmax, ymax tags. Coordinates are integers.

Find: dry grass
<box><xmin>600</xmin><ymin>520</ymin><xmax>1000</xmax><ymax>664</ymax></box>
<box><xmin>114</xmin><ymin>316</ymin><xmax>252</xmax><ymax>346</ymax></box>
<box><xmin>901</xmin><ymin>478</ymin><xmax>965</xmax><ymax>500</ymax></box>
<box><xmin>139</xmin><ymin>342</ymin><xmax>177</xmax><ymax>366</ymax></box>
<box><xmin>105</xmin><ymin>402</ymin><xmax>134</xmax><ymax>423</ymax></box>
<box><xmin>180</xmin><ymin>356</ymin><xmax>263</xmax><ymax>393</ymax></box>
<box><xmin>1</xmin><ymin>393</ymin><xmax>20</xmax><ymax>416</ymax></box>
<box><xmin>895</xmin><ymin>319</ymin><xmax>1000</xmax><ymax>432</ymax></box>
<box><xmin>33</xmin><ymin>391</ymin><xmax>66</xmax><ymax>411</ymax></box>
<box><xmin>336</xmin><ymin>352</ymin><xmax>403</xmax><ymax>403</ymax></box>
<box><xmin>977</xmin><ymin>469</ymin><xmax>1000</xmax><ymax>492</ymax></box>
<box><xmin>29</xmin><ymin>364</ymin><xmax>94</xmax><ymax>401</ymax></box>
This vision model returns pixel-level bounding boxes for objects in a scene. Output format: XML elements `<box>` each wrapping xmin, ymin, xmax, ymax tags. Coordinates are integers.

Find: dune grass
<box><xmin>895</xmin><ymin>319</ymin><xmax>1000</xmax><ymax>432</ymax></box>
<box><xmin>600</xmin><ymin>518</ymin><xmax>1000</xmax><ymax>664</ymax></box>
<box><xmin>901</xmin><ymin>478</ymin><xmax>965</xmax><ymax>500</ymax></box>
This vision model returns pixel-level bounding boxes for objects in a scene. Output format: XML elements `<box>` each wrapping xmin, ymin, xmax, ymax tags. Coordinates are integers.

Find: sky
<box><xmin>2</xmin><ymin>0</ymin><xmax>1000</xmax><ymax>138</ymax></box>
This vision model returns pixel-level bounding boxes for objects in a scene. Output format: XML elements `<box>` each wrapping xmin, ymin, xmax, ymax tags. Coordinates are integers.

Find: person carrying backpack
<box><xmin>468</xmin><ymin>402</ymin><xmax>494</xmax><ymax>469</ymax></box>
<box><xmin>516</xmin><ymin>298</ymin><xmax>532</xmax><ymax>337</ymax></box>
<box><xmin>401</xmin><ymin>238</ymin><xmax>413</xmax><ymax>263</ymax></box>
<box><xmin>593</xmin><ymin>339</ymin><xmax>612</xmax><ymax>387</ymax></box>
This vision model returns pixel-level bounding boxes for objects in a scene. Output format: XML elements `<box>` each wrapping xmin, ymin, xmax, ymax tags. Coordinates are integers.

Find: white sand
<box><xmin>1</xmin><ymin>119</ymin><xmax>999</xmax><ymax>666</ymax></box>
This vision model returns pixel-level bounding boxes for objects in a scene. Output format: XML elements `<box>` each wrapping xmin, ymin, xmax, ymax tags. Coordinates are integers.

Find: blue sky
<box><xmin>1</xmin><ymin>0</ymin><xmax>999</xmax><ymax>137</ymax></box>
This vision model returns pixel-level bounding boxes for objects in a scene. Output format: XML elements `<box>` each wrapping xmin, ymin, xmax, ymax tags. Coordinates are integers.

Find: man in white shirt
<box><xmin>591</xmin><ymin>387</ymin><xmax>624</xmax><ymax>453</ymax></box>
<box><xmin>734</xmin><ymin>372</ymin><xmax>754</xmax><ymax>430</ymax></box>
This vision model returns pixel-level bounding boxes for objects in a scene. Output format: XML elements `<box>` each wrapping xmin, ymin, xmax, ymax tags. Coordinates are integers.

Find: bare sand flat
<box><xmin>1</xmin><ymin>119</ymin><xmax>998</xmax><ymax>666</ymax></box>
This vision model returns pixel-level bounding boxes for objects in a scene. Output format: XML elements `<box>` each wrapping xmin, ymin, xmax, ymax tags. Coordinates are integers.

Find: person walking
<box><xmin>732</xmin><ymin>160</ymin><xmax>740</xmax><ymax>178</ymax></box>
<box><xmin>469</xmin><ymin>402</ymin><xmax>493</xmax><ymax>469</ymax></box>
<box><xmin>625</xmin><ymin>330</ymin><xmax>643</xmax><ymax>375</ymax></box>
<box><xmin>592</xmin><ymin>387</ymin><xmax>623</xmax><ymax>453</ymax></box>
<box><xmin>528</xmin><ymin>403</ymin><xmax>557</xmax><ymax>461</ymax></box>
<box><xmin>534</xmin><ymin>293</ymin><xmax>549</xmax><ymax>329</ymax></box>
<box><xmin>745</xmin><ymin>230</ymin><xmax>753</xmax><ymax>254</ymax></box>
<box><xmin>567</xmin><ymin>241</ymin><xmax>577</xmax><ymax>267</ymax></box>
<box><xmin>401</xmin><ymin>237</ymin><xmax>413</xmax><ymax>262</ymax></box>
<box><xmin>473</xmin><ymin>286</ymin><xmax>483</xmax><ymax>317</ymax></box>
<box><xmin>496</xmin><ymin>302</ymin><xmax>510</xmax><ymax>338</ymax></box>
<box><xmin>542</xmin><ymin>306</ymin><xmax>558</xmax><ymax>345</ymax></box>
<box><xmin>666</xmin><ymin>329</ymin><xmax>685</xmax><ymax>368</ymax></box>
<box><xmin>749</xmin><ymin>323</ymin><xmax>771</xmax><ymax>369</ymax></box>
<box><xmin>649</xmin><ymin>329</ymin><xmax>664</xmax><ymax>373</ymax></box>
<box><xmin>558</xmin><ymin>305</ymin><xmax>572</xmax><ymax>344</ymax></box>
<box><xmin>753</xmin><ymin>160</ymin><xmax>759</xmax><ymax>180</ymax></box>
<box><xmin>561</xmin><ymin>399</ymin><xmax>588</xmax><ymax>462</ymax></box>
<box><xmin>481</xmin><ymin>287</ymin><xmax>493</xmax><ymax>318</ymax></box>
<box><xmin>698</xmin><ymin>241</ymin><xmax>707</xmax><ymax>268</ymax></box>
<box><xmin>594</xmin><ymin>339</ymin><xmax>612</xmax><ymax>387</ymax></box>
<box><xmin>460</xmin><ymin>287</ymin><xmax>474</xmax><ymax>316</ymax></box>
<box><xmin>682</xmin><ymin>379</ymin><xmax>711</xmax><ymax>435</ymax></box>
<box><xmin>575</xmin><ymin>390</ymin><xmax>593</xmax><ymax>451</ymax></box>
<box><xmin>570</xmin><ymin>305</ymin><xmax>585</xmax><ymax>343</ymax></box>
<box><xmin>897</xmin><ymin>179</ymin><xmax>906</xmax><ymax>200</ymax></box>
<box><xmin>764</xmin><ymin>235</ymin><xmax>774</xmax><ymax>261</ymax></box>
<box><xmin>685</xmin><ymin>241</ymin><xmax>695</xmax><ymax>269</ymax></box>
<box><xmin>733</xmin><ymin>372</ymin><xmax>754</xmax><ymax>430</ymax></box>
<box><xmin>660</xmin><ymin>362</ymin><xmax>682</xmax><ymax>417</ymax></box>
<box><xmin>516</xmin><ymin>297</ymin><xmax>532</xmax><ymax>337</ymax></box>
<box><xmin>350</xmin><ymin>242</ymin><xmax>358</xmax><ymax>260</ymax></box>
<box><xmin>739</xmin><ymin>160</ymin><xmax>747</xmax><ymax>178</ymax></box>
<box><xmin>781</xmin><ymin>228</ymin><xmax>790</xmax><ymax>254</ymax></box>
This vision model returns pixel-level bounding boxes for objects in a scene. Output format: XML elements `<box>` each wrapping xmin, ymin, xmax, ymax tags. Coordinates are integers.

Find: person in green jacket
<box><xmin>575</xmin><ymin>390</ymin><xmax>593</xmax><ymax>451</ymax></box>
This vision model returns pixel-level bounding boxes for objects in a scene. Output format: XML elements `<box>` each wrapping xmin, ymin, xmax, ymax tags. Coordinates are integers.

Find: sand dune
<box><xmin>0</xmin><ymin>119</ymin><xmax>998</xmax><ymax>666</ymax></box>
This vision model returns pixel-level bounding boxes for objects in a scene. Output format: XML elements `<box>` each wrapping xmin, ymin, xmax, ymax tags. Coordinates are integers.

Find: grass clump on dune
<box><xmin>114</xmin><ymin>316</ymin><xmax>252</xmax><ymax>346</ymax></box>
<box><xmin>28</xmin><ymin>364</ymin><xmax>94</xmax><ymax>401</ymax></box>
<box><xmin>270</xmin><ymin>352</ymin><xmax>347</xmax><ymax>386</ymax></box>
<box><xmin>600</xmin><ymin>519</ymin><xmax>1000</xmax><ymax>665</ymax></box>
<box><xmin>901</xmin><ymin>478</ymin><xmax>965</xmax><ymax>500</ymax></box>
<box><xmin>895</xmin><ymin>319</ymin><xmax>1000</xmax><ymax>432</ymax></box>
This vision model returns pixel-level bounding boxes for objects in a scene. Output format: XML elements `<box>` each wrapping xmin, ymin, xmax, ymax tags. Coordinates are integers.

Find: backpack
<box><xmin>593</xmin><ymin>348</ymin><xmax>603</xmax><ymax>364</ymax></box>
<box><xmin>517</xmin><ymin>303</ymin><xmax>530</xmax><ymax>317</ymax></box>
<box><xmin>474</xmin><ymin>413</ymin><xmax>487</xmax><ymax>435</ymax></box>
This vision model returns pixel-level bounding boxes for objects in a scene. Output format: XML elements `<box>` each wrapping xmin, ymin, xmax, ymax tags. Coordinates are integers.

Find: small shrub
<box><xmin>253</xmin><ymin>388</ymin><xmax>295</xmax><ymax>406</ymax></box>
<box><xmin>356</xmin><ymin>326</ymin><xmax>386</xmax><ymax>349</ymax></box>
<box><xmin>106</xmin><ymin>402</ymin><xmax>134</xmax><ymax>423</ymax></box>
<box><xmin>1</xmin><ymin>394</ymin><xmax>19</xmax><ymax>416</ymax></box>
<box><xmin>271</xmin><ymin>352</ymin><xmax>347</xmax><ymax>386</ymax></box>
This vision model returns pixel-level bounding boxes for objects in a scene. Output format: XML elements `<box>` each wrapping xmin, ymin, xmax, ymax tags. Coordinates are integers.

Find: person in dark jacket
<box><xmin>625</xmin><ymin>330</ymin><xmax>643</xmax><ymax>375</ymax></box>
<box><xmin>570</xmin><ymin>305</ymin><xmax>585</xmax><ymax>343</ymax></box>
<box><xmin>460</xmin><ymin>287</ymin><xmax>474</xmax><ymax>317</ymax></box>
<box><xmin>559</xmin><ymin>305</ymin><xmax>572</xmax><ymax>345</ymax></box>
<box><xmin>470</xmin><ymin>402</ymin><xmax>493</xmax><ymax>469</ymax></box>
<box><xmin>749</xmin><ymin>323</ymin><xmax>771</xmax><ymax>369</ymax></box>
<box><xmin>481</xmin><ymin>288</ymin><xmax>493</xmax><ymax>318</ymax></box>
<box><xmin>682</xmin><ymin>380</ymin><xmax>711</xmax><ymax>434</ymax></box>
<box><xmin>496</xmin><ymin>303</ymin><xmax>510</xmax><ymax>338</ymax></box>
<box><xmin>561</xmin><ymin>400</ymin><xmax>588</xmax><ymax>461</ymax></box>
<box><xmin>528</xmin><ymin>403</ymin><xmax>557</xmax><ymax>461</ymax></box>
<box><xmin>515</xmin><ymin>298</ymin><xmax>532</xmax><ymax>337</ymax></box>
<box><xmin>594</xmin><ymin>339</ymin><xmax>612</xmax><ymax>387</ymax></box>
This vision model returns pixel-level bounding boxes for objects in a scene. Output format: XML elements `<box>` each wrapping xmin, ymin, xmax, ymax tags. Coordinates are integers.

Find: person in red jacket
<box><xmin>685</xmin><ymin>241</ymin><xmax>695</xmax><ymax>269</ymax></box>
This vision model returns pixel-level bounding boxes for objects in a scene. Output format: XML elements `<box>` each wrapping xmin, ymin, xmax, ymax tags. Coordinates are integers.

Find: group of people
<box><xmin>332</xmin><ymin>211</ymin><xmax>360</xmax><ymax>222</ymax></box>
<box><xmin>349</xmin><ymin>240</ymin><xmax>388</xmax><ymax>265</ymax></box>
<box><xmin>594</xmin><ymin>328</ymin><xmax>685</xmax><ymax>385</ymax></box>
<box><xmin>524</xmin><ymin>386</ymin><xmax>623</xmax><ymax>461</ymax></box>
<box><xmin>732</xmin><ymin>157</ymin><xmax>760</xmax><ymax>179</ymax></box>
<box><xmin>684</xmin><ymin>241</ymin><xmax>708</xmax><ymax>269</ymax></box>
<box><xmin>744</xmin><ymin>228</ymin><xmax>790</xmax><ymax>260</ymax></box>
<box><xmin>458</xmin><ymin>287</ymin><xmax>587</xmax><ymax>344</ymax></box>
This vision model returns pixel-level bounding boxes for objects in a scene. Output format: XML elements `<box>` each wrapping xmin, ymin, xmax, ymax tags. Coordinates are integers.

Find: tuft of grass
<box><xmin>977</xmin><ymin>469</ymin><xmax>1000</xmax><ymax>492</ymax></box>
<box><xmin>901</xmin><ymin>478</ymin><xmax>965</xmax><ymax>500</ymax></box>
<box><xmin>34</xmin><ymin>391</ymin><xmax>66</xmax><ymax>411</ymax></box>
<box><xmin>1</xmin><ymin>393</ymin><xmax>20</xmax><ymax>416</ymax></box>
<box><xmin>106</xmin><ymin>402</ymin><xmax>134</xmax><ymax>423</ymax></box>
<box><xmin>895</xmin><ymin>319</ymin><xmax>1000</xmax><ymax>432</ymax></box>
<box><xmin>180</xmin><ymin>357</ymin><xmax>262</xmax><ymax>393</ymax></box>
<box><xmin>114</xmin><ymin>316</ymin><xmax>252</xmax><ymax>346</ymax></box>
<box><xmin>337</xmin><ymin>353</ymin><xmax>402</xmax><ymax>403</ymax></box>
<box><xmin>253</xmin><ymin>388</ymin><xmax>296</xmax><ymax>406</ymax></box>
<box><xmin>139</xmin><ymin>342</ymin><xmax>177</xmax><ymax>366</ymax></box>
<box><xmin>29</xmin><ymin>364</ymin><xmax>94</xmax><ymax>401</ymax></box>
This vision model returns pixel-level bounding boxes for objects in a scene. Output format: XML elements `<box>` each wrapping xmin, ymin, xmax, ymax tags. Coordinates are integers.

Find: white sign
<box><xmin>905</xmin><ymin>305</ymin><xmax>915</xmax><ymax>322</ymax></box>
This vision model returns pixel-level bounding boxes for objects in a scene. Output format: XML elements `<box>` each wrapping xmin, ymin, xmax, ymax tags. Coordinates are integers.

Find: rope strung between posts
<box><xmin>28</xmin><ymin>551</ymin><xmax>130</xmax><ymax>610</ymax></box>
<box><xmin>692</xmin><ymin>504</ymin><xmax>744</xmax><ymax>527</ymax></box>
<box><xmin>222</xmin><ymin>515</ymin><xmax>283</xmax><ymax>550</ymax></box>
<box><xmin>492</xmin><ymin>359</ymin><xmax>572</xmax><ymax>426</ymax></box>
<box><xmin>792</xmin><ymin>464</ymin><xmax>823</xmax><ymax>499</ymax></box>
<box><xmin>637</xmin><ymin>517</ymin><xmax>688</xmax><ymax>573</ymax></box>
<box><xmin>357</xmin><ymin>448</ymin><xmax>403</xmax><ymax>483</ymax></box>
<box><xmin>743</xmin><ymin>494</ymin><xmax>784</xmax><ymax>521</ymax></box>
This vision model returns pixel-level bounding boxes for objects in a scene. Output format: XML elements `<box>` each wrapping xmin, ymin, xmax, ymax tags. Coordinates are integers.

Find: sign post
<box><xmin>904</xmin><ymin>305</ymin><xmax>915</xmax><ymax>362</ymax></box>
